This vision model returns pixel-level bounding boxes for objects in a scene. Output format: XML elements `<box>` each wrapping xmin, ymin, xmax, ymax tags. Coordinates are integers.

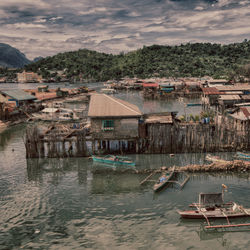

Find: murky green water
<box><xmin>0</xmin><ymin>125</ymin><xmax>250</xmax><ymax>249</ymax></box>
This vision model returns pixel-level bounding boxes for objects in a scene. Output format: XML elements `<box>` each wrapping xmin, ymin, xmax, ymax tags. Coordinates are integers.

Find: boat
<box><xmin>153</xmin><ymin>166</ymin><xmax>176</xmax><ymax>192</ymax></box>
<box><xmin>235</xmin><ymin>152</ymin><xmax>250</xmax><ymax>161</ymax></box>
<box><xmin>91</xmin><ymin>155</ymin><xmax>135</xmax><ymax>167</ymax></box>
<box><xmin>178</xmin><ymin>186</ymin><xmax>250</xmax><ymax>229</ymax></box>
<box><xmin>186</xmin><ymin>103</ymin><xmax>202</xmax><ymax>107</ymax></box>
<box><xmin>205</xmin><ymin>154</ymin><xmax>228</xmax><ymax>163</ymax></box>
<box><xmin>100</xmin><ymin>88</ymin><xmax>116</xmax><ymax>94</ymax></box>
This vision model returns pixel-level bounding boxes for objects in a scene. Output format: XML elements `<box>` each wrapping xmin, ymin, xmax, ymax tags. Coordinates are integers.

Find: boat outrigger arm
<box><xmin>201</xmin><ymin>185</ymin><xmax>250</xmax><ymax>230</ymax></box>
<box><xmin>140</xmin><ymin>167</ymin><xmax>190</xmax><ymax>189</ymax></box>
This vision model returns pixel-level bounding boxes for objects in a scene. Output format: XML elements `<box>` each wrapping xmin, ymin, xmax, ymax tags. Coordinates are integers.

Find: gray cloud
<box><xmin>0</xmin><ymin>0</ymin><xmax>249</xmax><ymax>59</ymax></box>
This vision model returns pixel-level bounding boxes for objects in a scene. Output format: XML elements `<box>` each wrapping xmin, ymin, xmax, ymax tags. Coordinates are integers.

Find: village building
<box><xmin>56</xmin><ymin>88</ymin><xmax>69</xmax><ymax>97</ymax></box>
<box><xmin>0</xmin><ymin>89</ymin><xmax>37</xmax><ymax>107</ymax></box>
<box><xmin>207</xmin><ymin>79</ymin><xmax>229</xmax><ymax>86</ymax></box>
<box><xmin>227</xmin><ymin>106</ymin><xmax>250</xmax><ymax>133</ymax></box>
<box><xmin>142</xmin><ymin>82</ymin><xmax>159</xmax><ymax>98</ymax></box>
<box><xmin>218</xmin><ymin>95</ymin><xmax>242</xmax><ymax>112</ymax></box>
<box><xmin>158</xmin><ymin>83</ymin><xmax>175</xmax><ymax>94</ymax></box>
<box><xmin>88</xmin><ymin>93</ymin><xmax>142</xmax><ymax>153</ymax></box>
<box><xmin>17</xmin><ymin>71</ymin><xmax>42</xmax><ymax>83</ymax></box>
<box><xmin>184</xmin><ymin>81</ymin><xmax>201</xmax><ymax>92</ymax></box>
<box><xmin>38</xmin><ymin>85</ymin><xmax>49</xmax><ymax>92</ymax></box>
<box><xmin>202</xmin><ymin>84</ymin><xmax>250</xmax><ymax>111</ymax></box>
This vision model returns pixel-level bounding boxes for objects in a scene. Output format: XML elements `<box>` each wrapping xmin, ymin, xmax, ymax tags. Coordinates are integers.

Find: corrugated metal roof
<box><xmin>219</xmin><ymin>95</ymin><xmax>241</xmax><ymax>101</ymax></box>
<box><xmin>201</xmin><ymin>87</ymin><xmax>221</xmax><ymax>95</ymax></box>
<box><xmin>1</xmin><ymin>89</ymin><xmax>37</xmax><ymax>101</ymax></box>
<box><xmin>142</xmin><ymin>83</ymin><xmax>159</xmax><ymax>88</ymax></box>
<box><xmin>241</xmin><ymin>107</ymin><xmax>250</xmax><ymax>118</ymax></box>
<box><xmin>88</xmin><ymin>94</ymin><xmax>142</xmax><ymax>117</ymax></box>
<box><xmin>230</xmin><ymin>107</ymin><xmax>250</xmax><ymax>121</ymax></box>
<box><xmin>241</xmin><ymin>95</ymin><xmax>250</xmax><ymax>100</ymax></box>
<box><xmin>216</xmin><ymin>84</ymin><xmax>250</xmax><ymax>91</ymax></box>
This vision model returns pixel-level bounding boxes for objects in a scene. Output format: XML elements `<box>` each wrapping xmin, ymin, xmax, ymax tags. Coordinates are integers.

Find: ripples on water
<box><xmin>0</xmin><ymin>121</ymin><xmax>250</xmax><ymax>248</ymax></box>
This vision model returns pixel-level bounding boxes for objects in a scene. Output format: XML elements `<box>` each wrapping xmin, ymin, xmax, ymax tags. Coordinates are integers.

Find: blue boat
<box><xmin>235</xmin><ymin>152</ymin><xmax>250</xmax><ymax>161</ymax></box>
<box><xmin>186</xmin><ymin>103</ymin><xmax>202</xmax><ymax>107</ymax></box>
<box><xmin>92</xmin><ymin>155</ymin><xmax>136</xmax><ymax>167</ymax></box>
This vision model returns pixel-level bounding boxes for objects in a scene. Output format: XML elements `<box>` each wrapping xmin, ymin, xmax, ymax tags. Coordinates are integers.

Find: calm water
<box><xmin>0</xmin><ymin>125</ymin><xmax>250</xmax><ymax>250</ymax></box>
<box><xmin>0</xmin><ymin>83</ymin><xmax>249</xmax><ymax>249</ymax></box>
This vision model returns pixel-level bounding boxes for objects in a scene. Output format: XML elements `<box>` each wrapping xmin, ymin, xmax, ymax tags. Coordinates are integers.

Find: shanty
<box><xmin>88</xmin><ymin>93</ymin><xmax>142</xmax><ymax>153</ymax></box>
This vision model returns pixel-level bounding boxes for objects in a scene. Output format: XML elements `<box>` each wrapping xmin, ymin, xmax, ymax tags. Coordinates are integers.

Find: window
<box><xmin>102</xmin><ymin>120</ymin><xmax>114</xmax><ymax>131</ymax></box>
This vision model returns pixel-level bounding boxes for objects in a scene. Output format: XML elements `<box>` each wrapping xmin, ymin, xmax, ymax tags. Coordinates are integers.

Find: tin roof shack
<box><xmin>38</xmin><ymin>85</ymin><xmax>49</xmax><ymax>92</ymax></box>
<box><xmin>218</xmin><ymin>95</ymin><xmax>242</xmax><ymax>112</ymax></box>
<box><xmin>0</xmin><ymin>89</ymin><xmax>37</xmax><ymax>107</ymax></box>
<box><xmin>184</xmin><ymin>81</ymin><xmax>202</xmax><ymax>92</ymax></box>
<box><xmin>88</xmin><ymin>94</ymin><xmax>142</xmax><ymax>153</ymax></box>
<box><xmin>142</xmin><ymin>83</ymin><xmax>159</xmax><ymax>99</ymax></box>
<box><xmin>142</xmin><ymin>112</ymin><xmax>175</xmax><ymax>153</ymax></box>
<box><xmin>208</xmin><ymin>79</ymin><xmax>229</xmax><ymax>87</ymax></box>
<box><xmin>159</xmin><ymin>83</ymin><xmax>175</xmax><ymax>96</ymax></box>
<box><xmin>215</xmin><ymin>84</ymin><xmax>250</xmax><ymax>94</ymax></box>
<box><xmin>201</xmin><ymin>87</ymin><xmax>222</xmax><ymax>108</ymax></box>
<box><xmin>228</xmin><ymin>106</ymin><xmax>250</xmax><ymax>133</ymax></box>
<box><xmin>171</xmin><ymin>81</ymin><xmax>185</xmax><ymax>91</ymax></box>
<box><xmin>56</xmin><ymin>88</ymin><xmax>69</xmax><ymax>97</ymax></box>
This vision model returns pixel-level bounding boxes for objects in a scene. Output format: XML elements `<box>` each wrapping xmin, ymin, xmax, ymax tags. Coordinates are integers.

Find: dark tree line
<box><xmin>24</xmin><ymin>40</ymin><xmax>250</xmax><ymax>81</ymax></box>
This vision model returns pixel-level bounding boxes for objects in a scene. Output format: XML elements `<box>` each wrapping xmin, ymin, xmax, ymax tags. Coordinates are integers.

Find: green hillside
<box><xmin>24</xmin><ymin>40</ymin><xmax>250</xmax><ymax>81</ymax></box>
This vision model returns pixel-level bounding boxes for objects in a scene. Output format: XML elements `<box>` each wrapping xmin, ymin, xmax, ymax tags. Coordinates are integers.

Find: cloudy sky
<box><xmin>0</xmin><ymin>0</ymin><xmax>250</xmax><ymax>59</ymax></box>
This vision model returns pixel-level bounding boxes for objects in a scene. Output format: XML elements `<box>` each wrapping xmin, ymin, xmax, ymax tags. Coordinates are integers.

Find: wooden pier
<box><xmin>25</xmin><ymin>124</ymin><xmax>89</xmax><ymax>158</ymax></box>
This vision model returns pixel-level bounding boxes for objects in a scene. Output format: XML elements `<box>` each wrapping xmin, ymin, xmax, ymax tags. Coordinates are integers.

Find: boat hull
<box><xmin>153</xmin><ymin>170</ymin><xmax>176</xmax><ymax>192</ymax></box>
<box><xmin>178</xmin><ymin>210</ymin><xmax>249</xmax><ymax>219</ymax></box>
<box><xmin>92</xmin><ymin>156</ymin><xmax>135</xmax><ymax>167</ymax></box>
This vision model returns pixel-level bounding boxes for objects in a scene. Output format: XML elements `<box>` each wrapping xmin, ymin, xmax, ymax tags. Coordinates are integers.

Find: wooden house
<box><xmin>88</xmin><ymin>94</ymin><xmax>142</xmax><ymax>153</ymax></box>
<box><xmin>228</xmin><ymin>106</ymin><xmax>250</xmax><ymax>133</ymax></box>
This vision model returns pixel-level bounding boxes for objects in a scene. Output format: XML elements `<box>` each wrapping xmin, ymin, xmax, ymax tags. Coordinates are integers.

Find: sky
<box><xmin>0</xmin><ymin>0</ymin><xmax>250</xmax><ymax>60</ymax></box>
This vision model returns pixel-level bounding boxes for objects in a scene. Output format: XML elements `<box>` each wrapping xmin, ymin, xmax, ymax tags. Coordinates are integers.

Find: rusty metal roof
<box><xmin>201</xmin><ymin>87</ymin><xmax>222</xmax><ymax>95</ymax></box>
<box><xmin>230</xmin><ymin>106</ymin><xmax>250</xmax><ymax>121</ymax></box>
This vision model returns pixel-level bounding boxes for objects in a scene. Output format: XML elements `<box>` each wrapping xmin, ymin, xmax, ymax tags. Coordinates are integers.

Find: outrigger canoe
<box><xmin>153</xmin><ymin>166</ymin><xmax>176</xmax><ymax>192</ymax></box>
<box><xmin>178</xmin><ymin>186</ymin><xmax>250</xmax><ymax>229</ymax></box>
<box><xmin>92</xmin><ymin>155</ymin><xmax>135</xmax><ymax>167</ymax></box>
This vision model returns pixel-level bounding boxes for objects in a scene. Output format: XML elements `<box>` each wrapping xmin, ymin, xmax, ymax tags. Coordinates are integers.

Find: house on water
<box><xmin>88</xmin><ymin>93</ymin><xmax>142</xmax><ymax>153</ymax></box>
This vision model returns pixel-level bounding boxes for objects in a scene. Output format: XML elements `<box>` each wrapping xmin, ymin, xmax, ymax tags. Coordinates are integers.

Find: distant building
<box><xmin>17</xmin><ymin>71</ymin><xmax>42</xmax><ymax>83</ymax></box>
<box><xmin>0</xmin><ymin>89</ymin><xmax>37</xmax><ymax>107</ymax></box>
<box><xmin>38</xmin><ymin>85</ymin><xmax>49</xmax><ymax>92</ymax></box>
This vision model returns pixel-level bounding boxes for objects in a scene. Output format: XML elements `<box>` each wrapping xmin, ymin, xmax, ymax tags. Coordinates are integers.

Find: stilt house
<box><xmin>88</xmin><ymin>94</ymin><xmax>142</xmax><ymax>152</ymax></box>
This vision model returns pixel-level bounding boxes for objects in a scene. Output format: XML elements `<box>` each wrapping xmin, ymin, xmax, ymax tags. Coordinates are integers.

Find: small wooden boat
<box><xmin>153</xmin><ymin>166</ymin><xmax>176</xmax><ymax>192</ymax></box>
<box><xmin>205</xmin><ymin>154</ymin><xmax>227</xmax><ymax>163</ymax></box>
<box><xmin>92</xmin><ymin>155</ymin><xmax>135</xmax><ymax>167</ymax></box>
<box><xmin>178</xmin><ymin>186</ymin><xmax>250</xmax><ymax>229</ymax></box>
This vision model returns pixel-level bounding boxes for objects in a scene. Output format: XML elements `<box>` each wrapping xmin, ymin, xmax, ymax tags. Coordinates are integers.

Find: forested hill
<box><xmin>25</xmin><ymin>41</ymin><xmax>250</xmax><ymax>81</ymax></box>
<box><xmin>0</xmin><ymin>43</ymin><xmax>30</xmax><ymax>68</ymax></box>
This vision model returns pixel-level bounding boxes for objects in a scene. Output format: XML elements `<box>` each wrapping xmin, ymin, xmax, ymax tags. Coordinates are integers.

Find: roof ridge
<box><xmin>104</xmin><ymin>94</ymin><xmax>141</xmax><ymax>115</ymax></box>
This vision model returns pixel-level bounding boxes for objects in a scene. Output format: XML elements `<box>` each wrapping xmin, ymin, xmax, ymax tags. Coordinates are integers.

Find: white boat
<box><xmin>100</xmin><ymin>88</ymin><xmax>116</xmax><ymax>94</ymax></box>
<box><xmin>205</xmin><ymin>154</ymin><xmax>228</xmax><ymax>163</ymax></box>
